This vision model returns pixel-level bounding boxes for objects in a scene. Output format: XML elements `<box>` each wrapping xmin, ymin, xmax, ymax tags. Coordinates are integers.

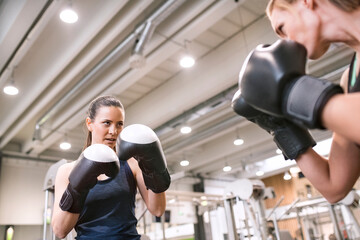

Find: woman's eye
<box><xmin>277</xmin><ymin>24</ymin><xmax>285</xmax><ymax>36</ymax></box>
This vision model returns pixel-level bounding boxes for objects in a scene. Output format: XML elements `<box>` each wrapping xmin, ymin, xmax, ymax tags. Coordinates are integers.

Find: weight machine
<box><xmin>42</xmin><ymin>159</ymin><xmax>73</xmax><ymax>240</ymax></box>
<box><xmin>224</xmin><ymin>178</ymin><xmax>278</xmax><ymax>240</ymax></box>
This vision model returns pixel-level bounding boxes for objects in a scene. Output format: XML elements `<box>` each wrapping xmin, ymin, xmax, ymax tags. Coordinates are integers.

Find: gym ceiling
<box><xmin>0</xmin><ymin>0</ymin><xmax>352</xmax><ymax>182</ymax></box>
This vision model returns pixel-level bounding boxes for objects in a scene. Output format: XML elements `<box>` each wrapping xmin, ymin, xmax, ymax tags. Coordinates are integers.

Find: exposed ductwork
<box><xmin>130</xmin><ymin>0</ymin><xmax>186</xmax><ymax>68</ymax></box>
<box><xmin>33</xmin><ymin>0</ymin><xmax>187</xmax><ymax>142</ymax></box>
<box><xmin>0</xmin><ymin>0</ymin><xmax>58</xmax><ymax>88</ymax></box>
<box><xmin>155</xmin><ymin>84</ymin><xmax>238</xmax><ymax>137</ymax></box>
<box><xmin>1</xmin><ymin>0</ymin><xmax>351</xmax><ymax>183</ymax></box>
<box><xmin>2</xmin><ymin>0</ymin><xmax>241</xmax><ymax>156</ymax></box>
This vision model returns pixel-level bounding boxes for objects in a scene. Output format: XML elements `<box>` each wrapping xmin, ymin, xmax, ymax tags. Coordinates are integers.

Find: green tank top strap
<box><xmin>348</xmin><ymin>52</ymin><xmax>360</xmax><ymax>93</ymax></box>
<box><xmin>351</xmin><ymin>54</ymin><xmax>357</xmax><ymax>87</ymax></box>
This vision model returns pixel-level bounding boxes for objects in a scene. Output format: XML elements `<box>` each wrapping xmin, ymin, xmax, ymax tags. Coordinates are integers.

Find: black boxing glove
<box><xmin>232</xmin><ymin>90</ymin><xmax>316</xmax><ymax>160</ymax></box>
<box><xmin>117</xmin><ymin>124</ymin><xmax>170</xmax><ymax>193</ymax></box>
<box><xmin>239</xmin><ymin>39</ymin><xmax>343</xmax><ymax>129</ymax></box>
<box><xmin>59</xmin><ymin>144</ymin><xmax>119</xmax><ymax>213</ymax></box>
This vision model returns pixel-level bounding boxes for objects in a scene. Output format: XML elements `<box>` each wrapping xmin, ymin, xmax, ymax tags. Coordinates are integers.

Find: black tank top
<box><xmin>75</xmin><ymin>160</ymin><xmax>140</xmax><ymax>240</ymax></box>
<box><xmin>348</xmin><ymin>53</ymin><xmax>360</xmax><ymax>93</ymax></box>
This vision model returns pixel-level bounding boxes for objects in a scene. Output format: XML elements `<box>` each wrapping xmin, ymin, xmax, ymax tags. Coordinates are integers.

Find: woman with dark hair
<box><xmin>51</xmin><ymin>96</ymin><xmax>169</xmax><ymax>239</ymax></box>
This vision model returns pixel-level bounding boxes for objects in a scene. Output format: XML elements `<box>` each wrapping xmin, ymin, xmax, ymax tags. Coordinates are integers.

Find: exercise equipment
<box><xmin>43</xmin><ymin>159</ymin><xmax>73</xmax><ymax>240</ymax></box>
<box><xmin>336</xmin><ymin>190</ymin><xmax>360</xmax><ymax>239</ymax></box>
<box><xmin>225</xmin><ymin>178</ymin><xmax>276</xmax><ymax>239</ymax></box>
<box><xmin>266</xmin><ymin>195</ymin><xmax>285</xmax><ymax>239</ymax></box>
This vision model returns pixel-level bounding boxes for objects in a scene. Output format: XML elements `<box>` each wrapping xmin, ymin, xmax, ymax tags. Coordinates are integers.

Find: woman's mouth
<box><xmin>104</xmin><ymin>138</ymin><xmax>116</xmax><ymax>143</ymax></box>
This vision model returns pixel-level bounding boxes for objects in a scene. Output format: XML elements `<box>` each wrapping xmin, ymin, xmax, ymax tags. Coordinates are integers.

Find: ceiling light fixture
<box><xmin>283</xmin><ymin>171</ymin><xmax>292</xmax><ymax>181</ymax></box>
<box><xmin>233</xmin><ymin>128</ymin><xmax>244</xmax><ymax>146</ymax></box>
<box><xmin>223</xmin><ymin>163</ymin><xmax>232</xmax><ymax>172</ymax></box>
<box><xmin>3</xmin><ymin>84</ymin><xmax>19</xmax><ymax>96</ymax></box>
<box><xmin>180</xmin><ymin>160</ymin><xmax>189</xmax><ymax>167</ymax></box>
<box><xmin>60</xmin><ymin>134</ymin><xmax>71</xmax><ymax>150</ymax></box>
<box><xmin>179</xmin><ymin>40</ymin><xmax>195</xmax><ymax>68</ymax></box>
<box><xmin>233</xmin><ymin>138</ymin><xmax>244</xmax><ymax>146</ymax></box>
<box><xmin>60</xmin><ymin>141</ymin><xmax>71</xmax><ymax>150</ymax></box>
<box><xmin>180</xmin><ymin>56</ymin><xmax>195</xmax><ymax>68</ymax></box>
<box><xmin>180</xmin><ymin>125</ymin><xmax>191</xmax><ymax>134</ymax></box>
<box><xmin>59</xmin><ymin>3</ymin><xmax>78</xmax><ymax>24</ymax></box>
<box><xmin>289</xmin><ymin>166</ymin><xmax>300</xmax><ymax>175</ymax></box>
<box><xmin>180</xmin><ymin>153</ymin><xmax>189</xmax><ymax>166</ymax></box>
<box><xmin>3</xmin><ymin>68</ymin><xmax>19</xmax><ymax>96</ymax></box>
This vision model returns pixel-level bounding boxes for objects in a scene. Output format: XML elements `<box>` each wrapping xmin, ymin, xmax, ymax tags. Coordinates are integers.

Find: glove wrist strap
<box><xmin>59</xmin><ymin>184</ymin><xmax>89</xmax><ymax>213</ymax></box>
<box><xmin>142</xmin><ymin>168</ymin><xmax>171</xmax><ymax>193</ymax></box>
<box><xmin>285</xmin><ymin>76</ymin><xmax>343</xmax><ymax>129</ymax></box>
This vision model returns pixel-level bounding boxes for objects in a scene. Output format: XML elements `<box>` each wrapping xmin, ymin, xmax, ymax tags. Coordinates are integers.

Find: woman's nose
<box><xmin>109</xmin><ymin>126</ymin><xmax>117</xmax><ymax>134</ymax></box>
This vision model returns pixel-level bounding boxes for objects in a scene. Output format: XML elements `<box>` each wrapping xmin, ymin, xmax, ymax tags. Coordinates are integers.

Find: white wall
<box><xmin>0</xmin><ymin>157</ymin><xmax>52</xmax><ymax>225</ymax></box>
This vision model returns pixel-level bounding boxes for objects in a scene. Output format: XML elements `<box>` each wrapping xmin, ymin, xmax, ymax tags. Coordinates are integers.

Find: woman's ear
<box><xmin>303</xmin><ymin>0</ymin><xmax>314</xmax><ymax>9</ymax></box>
<box><xmin>86</xmin><ymin>117</ymin><xmax>92</xmax><ymax>131</ymax></box>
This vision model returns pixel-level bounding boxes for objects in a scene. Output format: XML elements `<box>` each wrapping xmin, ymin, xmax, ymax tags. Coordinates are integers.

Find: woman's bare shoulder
<box><xmin>56</xmin><ymin>161</ymin><xmax>76</xmax><ymax>178</ymax></box>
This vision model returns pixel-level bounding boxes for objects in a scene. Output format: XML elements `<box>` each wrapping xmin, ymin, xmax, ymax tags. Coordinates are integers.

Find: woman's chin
<box><xmin>308</xmin><ymin>43</ymin><xmax>330</xmax><ymax>60</ymax></box>
<box><xmin>103</xmin><ymin>142</ymin><xmax>115</xmax><ymax>149</ymax></box>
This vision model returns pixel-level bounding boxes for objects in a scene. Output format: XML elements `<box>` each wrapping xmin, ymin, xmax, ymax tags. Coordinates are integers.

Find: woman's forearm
<box><xmin>296</xmin><ymin>134</ymin><xmax>360</xmax><ymax>203</ymax></box>
<box><xmin>51</xmin><ymin>209</ymin><xmax>79</xmax><ymax>239</ymax></box>
<box><xmin>146</xmin><ymin>191</ymin><xmax>166</xmax><ymax>217</ymax></box>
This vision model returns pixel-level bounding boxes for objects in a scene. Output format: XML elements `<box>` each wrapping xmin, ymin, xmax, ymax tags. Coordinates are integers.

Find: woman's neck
<box><xmin>98</xmin><ymin>174</ymin><xmax>109</xmax><ymax>181</ymax></box>
<box><xmin>317</xmin><ymin>3</ymin><xmax>360</xmax><ymax>52</ymax></box>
